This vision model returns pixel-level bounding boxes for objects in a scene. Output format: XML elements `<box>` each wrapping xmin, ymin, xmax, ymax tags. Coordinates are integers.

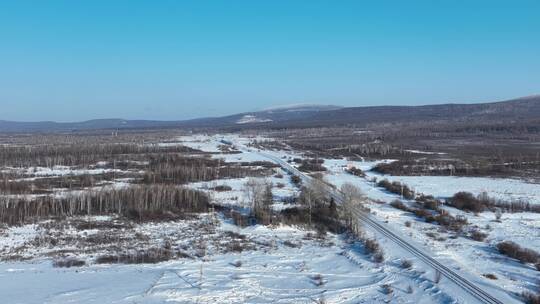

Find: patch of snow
<box><xmin>405</xmin><ymin>150</ymin><xmax>447</xmax><ymax>155</ymax></box>
<box><xmin>236</xmin><ymin>115</ymin><xmax>272</xmax><ymax>124</ymax></box>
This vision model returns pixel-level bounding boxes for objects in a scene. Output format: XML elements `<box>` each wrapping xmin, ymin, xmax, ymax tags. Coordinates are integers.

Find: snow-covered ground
<box><xmin>193</xmin><ymin>134</ymin><xmax>538</xmax><ymax>301</ymax></box>
<box><xmin>175</xmin><ymin>134</ymin><xmax>227</xmax><ymax>153</ymax></box>
<box><xmin>0</xmin><ymin>223</ymin><xmax>456</xmax><ymax>304</ymax></box>
<box><xmin>1</xmin><ymin>133</ymin><xmax>538</xmax><ymax>303</ymax></box>
<box><xmin>372</xmin><ymin>174</ymin><xmax>540</xmax><ymax>205</ymax></box>
<box><xmin>318</xmin><ymin>157</ymin><xmax>540</xmax><ymax>205</ymax></box>
<box><xmin>177</xmin><ymin>134</ymin><xmax>538</xmax><ymax>301</ymax></box>
<box><xmin>302</xmin><ymin>153</ymin><xmax>540</xmax><ymax>300</ymax></box>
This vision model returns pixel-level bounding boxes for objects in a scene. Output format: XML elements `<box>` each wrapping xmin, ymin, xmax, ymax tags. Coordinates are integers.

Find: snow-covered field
<box><xmin>318</xmin><ymin>157</ymin><xmax>540</xmax><ymax>205</ymax></box>
<box><xmin>303</xmin><ymin>150</ymin><xmax>540</xmax><ymax>300</ymax></box>
<box><xmin>176</xmin><ymin>134</ymin><xmax>539</xmax><ymax>302</ymax></box>
<box><xmin>373</xmin><ymin>174</ymin><xmax>540</xmax><ymax>205</ymax></box>
<box><xmin>0</xmin><ymin>223</ymin><xmax>456</xmax><ymax>304</ymax></box>
<box><xmin>0</xmin><ymin>133</ymin><xmax>538</xmax><ymax>303</ymax></box>
<box><xmin>195</xmin><ymin>134</ymin><xmax>539</xmax><ymax>300</ymax></box>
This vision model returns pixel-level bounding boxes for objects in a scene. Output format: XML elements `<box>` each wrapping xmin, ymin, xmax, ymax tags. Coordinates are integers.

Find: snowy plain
<box><xmin>0</xmin><ymin>224</ymin><xmax>457</xmax><ymax>304</ymax></box>
<box><xmin>178</xmin><ymin>134</ymin><xmax>536</xmax><ymax>302</ymax></box>
<box><xmin>0</xmin><ymin>133</ymin><xmax>538</xmax><ymax>303</ymax></box>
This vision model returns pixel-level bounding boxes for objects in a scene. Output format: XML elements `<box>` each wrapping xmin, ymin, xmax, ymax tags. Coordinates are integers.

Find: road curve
<box><xmin>255</xmin><ymin>150</ymin><xmax>505</xmax><ymax>304</ymax></box>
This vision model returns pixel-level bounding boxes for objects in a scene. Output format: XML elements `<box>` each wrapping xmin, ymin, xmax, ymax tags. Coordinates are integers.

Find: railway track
<box><xmin>255</xmin><ymin>150</ymin><xmax>505</xmax><ymax>304</ymax></box>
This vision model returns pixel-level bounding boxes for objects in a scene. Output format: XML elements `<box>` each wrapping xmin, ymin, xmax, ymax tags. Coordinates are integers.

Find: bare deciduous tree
<box><xmin>340</xmin><ymin>182</ymin><xmax>365</xmax><ymax>209</ymax></box>
<box><xmin>243</xmin><ymin>178</ymin><xmax>266</xmax><ymax>210</ymax></box>
<box><xmin>298</xmin><ymin>178</ymin><xmax>328</xmax><ymax>226</ymax></box>
<box><xmin>243</xmin><ymin>178</ymin><xmax>274</xmax><ymax>224</ymax></box>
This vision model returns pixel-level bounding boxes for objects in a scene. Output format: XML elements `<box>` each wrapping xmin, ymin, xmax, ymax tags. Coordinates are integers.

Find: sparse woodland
<box><xmin>258</xmin><ymin>124</ymin><xmax>540</xmax><ymax>180</ymax></box>
<box><xmin>0</xmin><ymin>130</ymin><xmax>538</xmax><ymax>303</ymax></box>
<box><xmin>0</xmin><ymin>185</ymin><xmax>209</xmax><ymax>225</ymax></box>
<box><xmin>0</xmin><ymin>132</ymin><xmax>271</xmax><ymax>226</ymax></box>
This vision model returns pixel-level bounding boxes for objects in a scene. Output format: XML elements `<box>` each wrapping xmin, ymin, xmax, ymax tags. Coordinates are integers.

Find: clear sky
<box><xmin>1</xmin><ymin>0</ymin><xmax>539</xmax><ymax>122</ymax></box>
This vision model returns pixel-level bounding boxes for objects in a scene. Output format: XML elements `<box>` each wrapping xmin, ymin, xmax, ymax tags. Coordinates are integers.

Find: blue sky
<box><xmin>0</xmin><ymin>0</ymin><xmax>539</xmax><ymax>122</ymax></box>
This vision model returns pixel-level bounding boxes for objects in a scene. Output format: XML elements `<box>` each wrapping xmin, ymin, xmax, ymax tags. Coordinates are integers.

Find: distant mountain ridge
<box><xmin>1</xmin><ymin>96</ymin><xmax>539</xmax><ymax>132</ymax></box>
<box><xmin>261</xmin><ymin>104</ymin><xmax>343</xmax><ymax>112</ymax></box>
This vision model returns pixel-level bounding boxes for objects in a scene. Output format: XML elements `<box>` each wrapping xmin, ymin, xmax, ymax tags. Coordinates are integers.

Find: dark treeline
<box><xmin>0</xmin><ymin>185</ymin><xmax>209</xmax><ymax>225</ymax></box>
<box><xmin>287</xmin><ymin>140</ymin><xmax>395</xmax><ymax>159</ymax></box>
<box><xmin>0</xmin><ymin>130</ymin><xmax>186</xmax><ymax>146</ymax></box>
<box><xmin>0</xmin><ymin>143</ymin><xmax>197</xmax><ymax>168</ymax></box>
<box><xmin>298</xmin><ymin>159</ymin><xmax>327</xmax><ymax>172</ymax></box>
<box><xmin>372</xmin><ymin>158</ymin><xmax>540</xmax><ymax>177</ymax></box>
<box><xmin>0</xmin><ymin>177</ymin><xmax>49</xmax><ymax>195</ymax></box>
<box><xmin>0</xmin><ymin>173</ymin><xmax>125</xmax><ymax>195</ymax></box>
<box><xmin>261</xmin><ymin>123</ymin><xmax>540</xmax><ymax>181</ymax></box>
<box><xmin>142</xmin><ymin>154</ymin><xmax>267</xmax><ymax>184</ymax></box>
<box><xmin>497</xmin><ymin>241</ymin><xmax>539</xmax><ymax>265</ymax></box>
<box><xmin>448</xmin><ymin>191</ymin><xmax>540</xmax><ymax>213</ymax></box>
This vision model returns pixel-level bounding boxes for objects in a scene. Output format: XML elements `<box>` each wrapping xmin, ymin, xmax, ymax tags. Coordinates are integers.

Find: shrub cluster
<box><xmin>96</xmin><ymin>246</ymin><xmax>174</xmax><ymax>264</ymax></box>
<box><xmin>416</xmin><ymin>194</ymin><xmax>440</xmax><ymax>210</ymax></box>
<box><xmin>497</xmin><ymin>241</ymin><xmax>539</xmax><ymax>264</ymax></box>
<box><xmin>377</xmin><ymin>179</ymin><xmax>414</xmax><ymax>199</ymax></box>
<box><xmin>346</xmin><ymin>167</ymin><xmax>365</xmax><ymax>177</ymax></box>
<box><xmin>448</xmin><ymin>191</ymin><xmax>540</xmax><ymax>213</ymax></box>
<box><xmin>469</xmin><ymin>229</ymin><xmax>488</xmax><ymax>242</ymax></box>
<box><xmin>400</xmin><ymin>259</ymin><xmax>413</xmax><ymax>269</ymax></box>
<box><xmin>212</xmin><ymin>185</ymin><xmax>232</xmax><ymax>192</ymax></box>
<box><xmin>447</xmin><ymin>192</ymin><xmax>485</xmax><ymax>212</ymax></box>
<box><xmin>53</xmin><ymin>258</ymin><xmax>86</xmax><ymax>268</ymax></box>
<box><xmin>389</xmin><ymin>199</ymin><xmax>468</xmax><ymax>232</ymax></box>
<box><xmin>364</xmin><ymin>238</ymin><xmax>384</xmax><ymax>262</ymax></box>
<box><xmin>522</xmin><ymin>292</ymin><xmax>540</xmax><ymax>304</ymax></box>
<box><xmin>390</xmin><ymin>200</ymin><xmax>410</xmax><ymax>211</ymax></box>
<box><xmin>298</xmin><ymin>159</ymin><xmax>327</xmax><ymax>172</ymax></box>
<box><xmin>290</xmin><ymin>175</ymin><xmax>302</xmax><ymax>187</ymax></box>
